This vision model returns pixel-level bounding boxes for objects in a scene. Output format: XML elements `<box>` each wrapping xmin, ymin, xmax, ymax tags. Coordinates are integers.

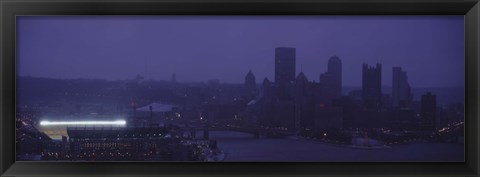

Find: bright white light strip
<box><xmin>40</xmin><ymin>120</ymin><xmax>126</xmax><ymax>126</ymax></box>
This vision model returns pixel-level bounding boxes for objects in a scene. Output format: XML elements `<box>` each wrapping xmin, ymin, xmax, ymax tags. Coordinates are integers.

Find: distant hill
<box><xmin>16</xmin><ymin>76</ymin><xmax>464</xmax><ymax>106</ymax></box>
<box><xmin>409</xmin><ymin>87</ymin><xmax>464</xmax><ymax>105</ymax></box>
<box><xmin>343</xmin><ymin>86</ymin><xmax>464</xmax><ymax>106</ymax></box>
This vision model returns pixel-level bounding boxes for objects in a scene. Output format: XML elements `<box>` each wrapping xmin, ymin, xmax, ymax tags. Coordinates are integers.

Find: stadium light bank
<box><xmin>39</xmin><ymin>120</ymin><xmax>127</xmax><ymax>126</ymax></box>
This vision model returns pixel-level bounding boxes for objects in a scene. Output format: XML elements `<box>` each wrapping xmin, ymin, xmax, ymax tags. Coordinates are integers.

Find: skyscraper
<box><xmin>274</xmin><ymin>47</ymin><xmax>296</xmax><ymax>99</ymax></box>
<box><xmin>320</xmin><ymin>56</ymin><xmax>342</xmax><ymax>104</ymax></box>
<box><xmin>362</xmin><ymin>63</ymin><xmax>382</xmax><ymax>109</ymax></box>
<box><xmin>295</xmin><ymin>72</ymin><xmax>309</xmax><ymax>94</ymax></box>
<box><xmin>421</xmin><ymin>92</ymin><xmax>437</xmax><ymax>129</ymax></box>
<box><xmin>261</xmin><ymin>77</ymin><xmax>272</xmax><ymax>98</ymax></box>
<box><xmin>294</xmin><ymin>72</ymin><xmax>314</xmax><ymax>130</ymax></box>
<box><xmin>244</xmin><ymin>70</ymin><xmax>257</xmax><ymax>98</ymax></box>
<box><xmin>392</xmin><ymin>67</ymin><xmax>412</xmax><ymax>107</ymax></box>
<box><xmin>274</xmin><ymin>47</ymin><xmax>296</xmax><ymax>85</ymax></box>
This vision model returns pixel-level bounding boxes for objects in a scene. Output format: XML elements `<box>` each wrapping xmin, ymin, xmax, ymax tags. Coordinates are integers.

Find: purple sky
<box><xmin>17</xmin><ymin>16</ymin><xmax>464</xmax><ymax>87</ymax></box>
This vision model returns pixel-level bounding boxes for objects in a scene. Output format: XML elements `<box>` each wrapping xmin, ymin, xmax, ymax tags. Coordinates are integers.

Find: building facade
<box><xmin>320</xmin><ymin>56</ymin><xmax>342</xmax><ymax>105</ymax></box>
<box><xmin>362</xmin><ymin>63</ymin><xmax>382</xmax><ymax>109</ymax></box>
<box><xmin>274</xmin><ymin>47</ymin><xmax>296</xmax><ymax>85</ymax></box>
<box><xmin>421</xmin><ymin>92</ymin><xmax>437</xmax><ymax>129</ymax></box>
<box><xmin>244</xmin><ymin>70</ymin><xmax>257</xmax><ymax>99</ymax></box>
<box><xmin>392</xmin><ymin>67</ymin><xmax>412</xmax><ymax>107</ymax></box>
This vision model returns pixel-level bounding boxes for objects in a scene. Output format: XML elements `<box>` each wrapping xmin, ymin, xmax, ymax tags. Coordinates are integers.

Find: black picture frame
<box><xmin>1</xmin><ymin>0</ymin><xmax>479</xmax><ymax>176</ymax></box>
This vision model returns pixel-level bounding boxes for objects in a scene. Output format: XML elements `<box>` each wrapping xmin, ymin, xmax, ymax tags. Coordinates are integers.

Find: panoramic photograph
<box><xmin>16</xmin><ymin>16</ymin><xmax>464</xmax><ymax>162</ymax></box>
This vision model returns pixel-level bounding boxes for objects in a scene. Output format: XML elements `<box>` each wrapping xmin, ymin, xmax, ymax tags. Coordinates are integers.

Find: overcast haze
<box><xmin>17</xmin><ymin>16</ymin><xmax>464</xmax><ymax>87</ymax></box>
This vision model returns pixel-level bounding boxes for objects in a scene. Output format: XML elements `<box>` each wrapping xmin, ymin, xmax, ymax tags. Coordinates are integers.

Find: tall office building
<box><xmin>320</xmin><ymin>56</ymin><xmax>342</xmax><ymax>104</ymax></box>
<box><xmin>274</xmin><ymin>47</ymin><xmax>296</xmax><ymax>99</ymax></box>
<box><xmin>261</xmin><ymin>77</ymin><xmax>272</xmax><ymax>98</ymax></box>
<box><xmin>244</xmin><ymin>70</ymin><xmax>257</xmax><ymax>97</ymax></box>
<box><xmin>295</xmin><ymin>72</ymin><xmax>309</xmax><ymax>89</ymax></box>
<box><xmin>294</xmin><ymin>72</ymin><xmax>314</xmax><ymax>130</ymax></box>
<box><xmin>392</xmin><ymin>67</ymin><xmax>412</xmax><ymax>107</ymax></box>
<box><xmin>421</xmin><ymin>92</ymin><xmax>437</xmax><ymax>128</ymax></box>
<box><xmin>362</xmin><ymin>63</ymin><xmax>382</xmax><ymax>109</ymax></box>
<box><xmin>274</xmin><ymin>47</ymin><xmax>296</xmax><ymax>85</ymax></box>
<box><xmin>329</xmin><ymin>56</ymin><xmax>342</xmax><ymax>87</ymax></box>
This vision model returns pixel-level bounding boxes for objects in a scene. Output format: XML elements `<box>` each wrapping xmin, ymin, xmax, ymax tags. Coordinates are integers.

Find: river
<box><xmin>199</xmin><ymin>131</ymin><xmax>464</xmax><ymax>162</ymax></box>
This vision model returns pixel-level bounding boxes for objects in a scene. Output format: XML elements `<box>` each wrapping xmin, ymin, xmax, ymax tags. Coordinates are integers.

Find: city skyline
<box><xmin>16</xmin><ymin>18</ymin><xmax>465</xmax><ymax>161</ymax></box>
<box><xmin>17</xmin><ymin>16</ymin><xmax>464</xmax><ymax>87</ymax></box>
